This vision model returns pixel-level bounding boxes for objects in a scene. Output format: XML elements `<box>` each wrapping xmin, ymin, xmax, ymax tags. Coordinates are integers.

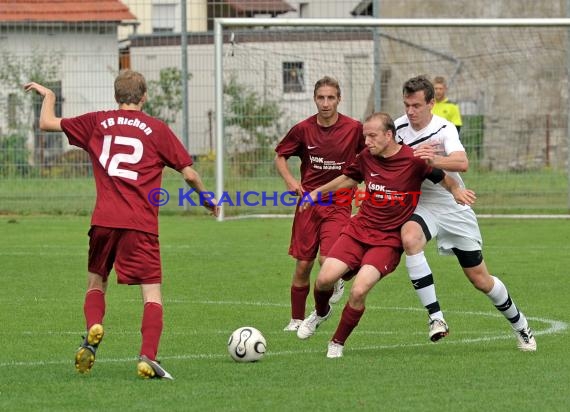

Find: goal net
<box><xmin>214</xmin><ymin>18</ymin><xmax>570</xmax><ymax>219</ymax></box>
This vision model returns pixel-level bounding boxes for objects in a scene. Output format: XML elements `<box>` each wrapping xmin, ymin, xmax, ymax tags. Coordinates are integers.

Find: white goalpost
<box><xmin>214</xmin><ymin>18</ymin><xmax>570</xmax><ymax>221</ymax></box>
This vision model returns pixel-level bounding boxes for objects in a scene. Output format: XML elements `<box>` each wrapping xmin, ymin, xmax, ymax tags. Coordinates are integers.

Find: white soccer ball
<box><xmin>227</xmin><ymin>326</ymin><xmax>267</xmax><ymax>362</ymax></box>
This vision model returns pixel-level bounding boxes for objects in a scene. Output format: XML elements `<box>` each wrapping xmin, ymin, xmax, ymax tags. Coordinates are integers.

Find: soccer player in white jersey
<box><xmin>394</xmin><ymin>75</ymin><xmax>536</xmax><ymax>351</ymax></box>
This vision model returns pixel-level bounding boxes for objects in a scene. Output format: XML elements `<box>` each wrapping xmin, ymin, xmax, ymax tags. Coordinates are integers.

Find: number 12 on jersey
<box><xmin>99</xmin><ymin>135</ymin><xmax>144</xmax><ymax>180</ymax></box>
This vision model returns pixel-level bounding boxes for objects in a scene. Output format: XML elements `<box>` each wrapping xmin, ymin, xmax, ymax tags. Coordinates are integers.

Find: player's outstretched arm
<box><xmin>23</xmin><ymin>82</ymin><xmax>62</xmax><ymax>132</ymax></box>
<box><xmin>180</xmin><ymin>165</ymin><xmax>219</xmax><ymax>217</ymax></box>
<box><xmin>300</xmin><ymin>175</ymin><xmax>358</xmax><ymax>211</ymax></box>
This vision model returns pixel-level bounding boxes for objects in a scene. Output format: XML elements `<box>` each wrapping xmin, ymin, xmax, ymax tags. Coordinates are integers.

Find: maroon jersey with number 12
<box><xmin>61</xmin><ymin>110</ymin><xmax>192</xmax><ymax>235</ymax></box>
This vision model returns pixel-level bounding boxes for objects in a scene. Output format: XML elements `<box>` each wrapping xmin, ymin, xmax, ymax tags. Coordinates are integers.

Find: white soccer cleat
<box><xmin>428</xmin><ymin>318</ymin><xmax>449</xmax><ymax>342</ymax></box>
<box><xmin>329</xmin><ymin>279</ymin><xmax>345</xmax><ymax>304</ymax></box>
<box><xmin>283</xmin><ymin>319</ymin><xmax>303</xmax><ymax>331</ymax></box>
<box><xmin>326</xmin><ymin>341</ymin><xmax>344</xmax><ymax>358</ymax></box>
<box><xmin>296</xmin><ymin>307</ymin><xmax>332</xmax><ymax>340</ymax></box>
<box><xmin>514</xmin><ymin>326</ymin><xmax>537</xmax><ymax>352</ymax></box>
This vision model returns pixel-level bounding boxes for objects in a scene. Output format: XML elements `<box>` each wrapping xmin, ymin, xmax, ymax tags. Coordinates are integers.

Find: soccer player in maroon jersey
<box><xmin>275</xmin><ymin>76</ymin><xmax>365</xmax><ymax>332</ymax></box>
<box><xmin>295</xmin><ymin>112</ymin><xmax>475</xmax><ymax>358</ymax></box>
<box><xmin>24</xmin><ymin>70</ymin><xmax>218</xmax><ymax>379</ymax></box>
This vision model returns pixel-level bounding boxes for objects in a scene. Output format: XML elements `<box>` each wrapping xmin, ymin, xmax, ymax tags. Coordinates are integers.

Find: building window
<box><xmin>283</xmin><ymin>62</ymin><xmax>305</xmax><ymax>93</ymax></box>
<box><xmin>119</xmin><ymin>48</ymin><xmax>131</xmax><ymax>70</ymax></box>
<box><xmin>152</xmin><ymin>3</ymin><xmax>177</xmax><ymax>33</ymax></box>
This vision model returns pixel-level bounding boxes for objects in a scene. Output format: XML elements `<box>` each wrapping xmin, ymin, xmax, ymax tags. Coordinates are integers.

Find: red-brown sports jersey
<box><xmin>342</xmin><ymin>145</ymin><xmax>443</xmax><ymax>246</ymax></box>
<box><xmin>61</xmin><ymin>110</ymin><xmax>193</xmax><ymax>235</ymax></box>
<box><xmin>275</xmin><ymin>113</ymin><xmax>364</xmax><ymax>197</ymax></box>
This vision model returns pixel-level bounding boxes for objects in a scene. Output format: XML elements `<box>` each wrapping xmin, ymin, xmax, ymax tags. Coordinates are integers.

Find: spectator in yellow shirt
<box><xmin>432</xmin><ymin>76</ymin><xmax>462</xmax><ymax>133</ymax></box>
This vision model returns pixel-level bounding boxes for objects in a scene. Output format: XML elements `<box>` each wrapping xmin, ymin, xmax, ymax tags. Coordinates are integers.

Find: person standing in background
<box><xmin>432</xmin><ymin>76</ymin><xmax>463</xmax><ymax>134</ymax></box>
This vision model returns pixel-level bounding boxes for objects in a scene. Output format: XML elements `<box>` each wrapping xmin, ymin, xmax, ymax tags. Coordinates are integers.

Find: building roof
<box><xmin>0</xmin><ymin>0</ymin><xmax>136</xmax><ymax>23</ymax></box>
<box><xmin>226</xmin><ymin>0</ymin><xmax>295</xmax><ymax>14</ymax></box>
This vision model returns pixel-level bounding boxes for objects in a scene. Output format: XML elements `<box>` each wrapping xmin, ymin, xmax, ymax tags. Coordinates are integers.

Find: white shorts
<box><xmin>413</xmin><ymin>205</ymin><xmax>483</xmax><ymax>255</ymax></box>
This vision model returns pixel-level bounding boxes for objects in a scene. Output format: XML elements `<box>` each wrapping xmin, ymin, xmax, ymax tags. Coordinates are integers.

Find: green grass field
<box><xmin>1</xmin><ymin>215</ymin><xmax>568</xmax><ymax>411</ymax></box>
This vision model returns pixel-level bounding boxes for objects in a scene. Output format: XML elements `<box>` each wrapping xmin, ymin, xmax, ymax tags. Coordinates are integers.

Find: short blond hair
<box><xmin>433</xmin><ymin>76</ymin><xmax>447</xmax><ymax>86</ymax></box>
<box><xmin>114</xmin><ymin>69</ymin><xmax>147</xmax><ymax>105</ymax></box>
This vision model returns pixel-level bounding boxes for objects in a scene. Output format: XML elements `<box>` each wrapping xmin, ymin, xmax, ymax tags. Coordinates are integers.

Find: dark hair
<box><xmin>313</xmin><ymin>76</ymin><xmax>341</xmax><ymax>98</ymax></box>
<box><xmin>114</xmin><ymin>69</ymin><xmax>147</xmax><ymax>105</ymax></box>
<box><xmin>402</xmin><ymin>75</ymin><xmax>435</xmax><ymax>103</ymax></box>
<box><xmin>364</xmin><ymin>112</ymin><xmax>396</xmax><ymax>137</ymax></box>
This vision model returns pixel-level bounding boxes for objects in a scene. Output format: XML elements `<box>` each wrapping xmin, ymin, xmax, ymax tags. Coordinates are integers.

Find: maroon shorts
<box><xmin>88</xmin><ymin>226</ymin><xmax>162</xmax><ymax>285</ymax></box>
<box><xmin>327</xmin><ymin>234</ymin><xmax>403</xmax><ymax>277</ymax></box>
<box><xmin>289</xmin><ymin>203</ymin><xmax>351</xmax><ymax>261</ymax></box>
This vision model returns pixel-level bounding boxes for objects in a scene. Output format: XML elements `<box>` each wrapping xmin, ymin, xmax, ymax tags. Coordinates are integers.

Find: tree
<box><xmin>223</xmin><ymin>75</ymin><xmax>282</xmax><ymax>176</ymax></box>
<box><xmin>0</xmin><ymin>49</ymin><xmax>62</xmax><ymax>175</ymax></box>
<box><xmin>223</xmin><ymin>75</ymin><xmax>281</xmax><ymax>149</ymax></box>
<box><xmin>144</xmin><ymin>67</ymin><xmax>191</xmax><ymax>124</ymax></box>
<box><xmin>0</xmin><ymin>48</ymin><xmax>61</xmax><ymax>132</ymax></box>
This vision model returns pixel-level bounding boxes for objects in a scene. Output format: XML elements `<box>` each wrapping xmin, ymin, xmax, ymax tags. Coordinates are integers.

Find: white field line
<box><xmin>0</xmin><ymin>302</ymin><xmax>566</xmax><ymax>368</ymax></box>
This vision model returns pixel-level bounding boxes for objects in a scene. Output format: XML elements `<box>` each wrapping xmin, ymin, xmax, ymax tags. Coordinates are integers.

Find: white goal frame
<box><xmin>214</xmin><ymin>18</ymin><xmax>570</xmax><ymax>221</ymax></box>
